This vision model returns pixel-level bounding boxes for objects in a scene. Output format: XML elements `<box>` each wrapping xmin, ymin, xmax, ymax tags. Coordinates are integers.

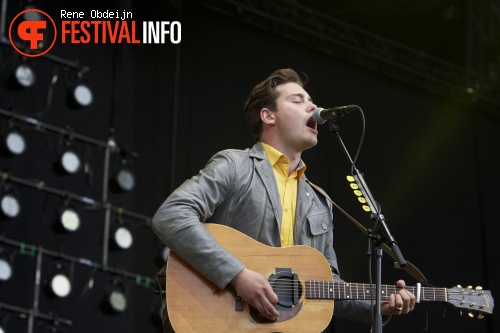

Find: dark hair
<box><xmin>244</xmin><ymin>69</ymin><xmax>306</xmax><ymax>141</ymax></box>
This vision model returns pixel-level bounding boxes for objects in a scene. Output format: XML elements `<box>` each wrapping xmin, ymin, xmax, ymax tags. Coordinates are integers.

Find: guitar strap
<box><xmin>306</xmin><ymin>180</ymin><xmax>429</xmax><ymax>286</ymax></box>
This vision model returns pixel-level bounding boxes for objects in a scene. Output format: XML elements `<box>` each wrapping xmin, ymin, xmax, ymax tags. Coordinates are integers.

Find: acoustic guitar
<box><xmin>165</xmin><ymin>224</ymin><xmax>494</xmax><ymax>333</ymax></box>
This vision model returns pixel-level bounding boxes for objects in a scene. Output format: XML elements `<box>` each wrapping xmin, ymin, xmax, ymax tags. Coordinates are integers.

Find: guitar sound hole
<box><xmin>250</xmin><ymin>269</ymin><xmax>304</xmax><ymax>323</ymax></box>
<box><xmin>271</xmin><ymin>276</ymin><xmax>301</xmax><ymax>308</ymax></box>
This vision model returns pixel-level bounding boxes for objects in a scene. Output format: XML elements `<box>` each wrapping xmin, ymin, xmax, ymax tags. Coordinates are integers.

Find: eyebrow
<box><xmin>288</xmin><ymin>93</ymin><xmax>313</xmax><ymax>102</ymax></box>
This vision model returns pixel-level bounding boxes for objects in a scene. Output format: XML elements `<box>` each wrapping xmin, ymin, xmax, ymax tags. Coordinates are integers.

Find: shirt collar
<box><xmin>261</xmin><ymin>142</ymin><xmax>307</xmax><ymax>179</ymax></box>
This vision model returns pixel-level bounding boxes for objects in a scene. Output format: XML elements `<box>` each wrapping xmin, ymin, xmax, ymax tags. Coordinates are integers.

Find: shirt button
<box><xmin>321</xmin><ymin>223</ymin><xmax>328</xmax><ymax>230</ymax></box>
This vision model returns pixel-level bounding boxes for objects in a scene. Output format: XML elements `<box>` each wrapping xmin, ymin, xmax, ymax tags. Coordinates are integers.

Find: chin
<box><xmin>303</xmin><ymin>139</ymin><xmax>318</xmax><ymax>150</ymax></box>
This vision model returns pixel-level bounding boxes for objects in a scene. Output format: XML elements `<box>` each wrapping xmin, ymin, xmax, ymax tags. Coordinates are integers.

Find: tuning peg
<box><xmin>468</xmin><ymin>311</ymin><xmax>474</xmax><ymax>318</ymax></box>
<box><xmin>475</xmin><ymin>286</ymin><xmax>483</xmax><ymax>290</ymax></box>
<box><xmin>467</xmin><ymin>285</ymin><xmax>473</xmax><ymax>289</ymax></box>
<box><xmin>460</xmin><ymin>310</ymin><xmax>463</xmax><ymax>316</ymax></box>
<box><xmin>478</xmin><ymin>314</ymin><xmax>484</xmax><ymax>320</ymax></box>
<box><xmin>457</xmin><ymin>285</ymin><xmax>462</xmax><ymax>288</ymax></box>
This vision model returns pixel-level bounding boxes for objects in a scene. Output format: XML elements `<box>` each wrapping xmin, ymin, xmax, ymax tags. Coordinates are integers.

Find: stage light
<box><xmin>47</xmin><ymin>262</ymin><xmax>72</xmax><ymax>298</ymax></box>
<box><xmin>70</xmin><ymin>82</ymin><xmax>93</xmax><ymax>107</ymax></box>
<box><xmin>0</xmin><ymin>256</ymin><xmax>13</xmax><ymax>282</ymax></box>
<box><xmin>1</xmin><ymin>124</ymin><xmax>27</xmax><ymax>156</ymax></box>
<box><xmin>103</xmin><ymin>279</ymin><xmax>128</xmax><ymax>314</ymax></box>
<box><xmin>21</xmin><ymin>0</ymin><xmax>44</xmax><ymax>20</ymax></box>
<box><xmin>56</xmin><ymin>204</ymin><xmax>81</xmax><ymax>233</ymax></box>
<box><xmin>4</xmin><ymin>130</ymin><xmax>26</xmax><ymax>156</ymax></box>
<box><xmin>23</xmin><ymin>10</ymin><xmax>43</xmax><ymax>21</ymax></box>
<box><xmin>112</xmin><ymin>226</ymin><xmax>133</xmax><ymax>250</ymax></box>
<box><xmin>55</xmin><ymin>138</ymin><xmax>82</xmax><ymax>175</ymax></box>
<box><xmin>110</xmin><ymin>155</ymin><xmax>136</xmax><ymax>192</ymax></box>
<box><xmin>113</xmin><ymin>166</ymin><xmax>135</xmax><ymax>192</ymax></box>
<box><xmin>67</xmin><ymin>72</ymin><xmax>93</xmax><ymax>109</ymax></box>
<box><xmin>0</xmin><ymin>187</ymin><xmax>21</xmax><ymax>219</ymax></box>
<box><xmin>12</xmin><ymin>63</ymin><xmax>36</xmax><ymax>88</ymax></box>
<box><xmin>60</xmin><ymin>149</ymin><xmax>81</xmax><ymax>174</ymax></box>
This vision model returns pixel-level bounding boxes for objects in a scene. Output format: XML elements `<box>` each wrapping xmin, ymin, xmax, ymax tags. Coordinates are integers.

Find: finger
<box><xmin>267</xmin><ymin>289</ymin><xmax>279</xmax><ymax>305</ymax></box>
<box><xmin>395</xmin><ymin>279</ymin><xmax>406</xmax><ymax>287</ymax></box>
<box><xmin>394</xmin><ymin>293</ymin><xmax>404</xmax><ymax>313</ymax></box>
<box><xmin>388</xmin><ymin>293</ymin><xmax>396</xmax><ymax>309</ymax></box>
<box><xmin>265</xmin><ymin>297</ymin><xmax>280</xmax><ymax>317</ymax></box>
<box><xmin>259</xmin><ymin>299</ymin><xmax>279</xmax><ymax>320</ymax></box>
<box><xmin>399</xmin><ymin>288</ymin><xmax>416</xmax><ymax>311</ymax></box>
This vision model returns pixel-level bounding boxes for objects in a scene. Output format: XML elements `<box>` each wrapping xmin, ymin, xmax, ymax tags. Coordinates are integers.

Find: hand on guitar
<box><xmin>381</xmin><ymin>280</ymin><xmax>416</xmax><ymax>315</ymax></box>
<box><xmin>230</xmin><ymin>268</ymin><xmax>280</xmax><ymax>321</ymax></box>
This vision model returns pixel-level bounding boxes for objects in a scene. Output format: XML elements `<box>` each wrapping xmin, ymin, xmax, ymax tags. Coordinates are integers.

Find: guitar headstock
<box><xmin>447</xmin><ymin>285</ymin><xmax>494</xmax><ymax>318</ymax></box>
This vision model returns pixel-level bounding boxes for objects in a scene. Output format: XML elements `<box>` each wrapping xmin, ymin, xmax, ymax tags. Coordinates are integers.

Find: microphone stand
<box><xmin>328</xmin><ymin>121</ymin><xmax>406</xmax><ymax>333</ymax></box>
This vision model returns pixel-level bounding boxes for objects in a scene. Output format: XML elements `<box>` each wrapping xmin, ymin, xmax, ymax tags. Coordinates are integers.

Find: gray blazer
<box><xmin>153</xmin><ymin>142</ymin><xmax>374</xmax><ymax>323</ymax></box>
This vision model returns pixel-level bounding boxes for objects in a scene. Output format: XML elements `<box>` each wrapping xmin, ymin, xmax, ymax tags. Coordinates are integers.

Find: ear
<box><xmin>260</xmin><ymin>108</ymin><xmax>276</xmax><ymax>125</ymax></box>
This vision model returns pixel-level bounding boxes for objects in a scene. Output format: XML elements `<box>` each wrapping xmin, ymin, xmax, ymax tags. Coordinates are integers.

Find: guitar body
<box><xmin>166</xmin><ymin>224</ymin><xmax>334</xmax><ymax>333</ymax></box>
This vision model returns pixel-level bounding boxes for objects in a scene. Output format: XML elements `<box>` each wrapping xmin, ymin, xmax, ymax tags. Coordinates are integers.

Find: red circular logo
<box><xmin>9</xmin><ymin>9</ymin><xmax>57</xmax><ymax>57</ymax></box>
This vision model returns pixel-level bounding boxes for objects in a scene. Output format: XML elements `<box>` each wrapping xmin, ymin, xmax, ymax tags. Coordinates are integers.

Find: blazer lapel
<box><xmin>296</xmin><ymin>176</ymin><xmax>314</xmax><ymax>222</ymax></box>
<box><xmin>250</xmin><ymin>143</ymin><xmax>283</xmax><ymax>231</ymax></box>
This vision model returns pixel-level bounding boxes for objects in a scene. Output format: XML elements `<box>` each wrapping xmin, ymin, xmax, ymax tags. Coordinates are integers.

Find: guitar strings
<box><xmin>266</xmin><ymin>280</ymin><xmax>486</xmax><ymax>311</ymax></box>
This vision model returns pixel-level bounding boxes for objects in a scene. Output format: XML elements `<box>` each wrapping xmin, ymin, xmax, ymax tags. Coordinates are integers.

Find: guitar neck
<box><xmin>306</xmin><ymin>281</ymin><xmax>446</xmax><ymax>302</ymax></box>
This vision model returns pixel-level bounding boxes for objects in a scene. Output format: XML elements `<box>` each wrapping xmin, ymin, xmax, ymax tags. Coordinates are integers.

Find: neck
<box><xmin>260</xmin><ymin>141</ymin><xmax>302</xmax><ymax>174</ymax></box>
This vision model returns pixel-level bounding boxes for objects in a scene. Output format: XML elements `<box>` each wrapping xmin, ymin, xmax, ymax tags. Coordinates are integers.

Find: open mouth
<box><xmin>306</xmin><ymin>117</ymin><xmax>317</xmax><ymax>131</ymax></box>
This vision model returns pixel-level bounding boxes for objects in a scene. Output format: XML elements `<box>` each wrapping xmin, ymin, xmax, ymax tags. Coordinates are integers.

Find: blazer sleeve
<box><xmin>152</xmin><ymin>150</ymin><xmax>245</xmax><ymax>289</ymax></box>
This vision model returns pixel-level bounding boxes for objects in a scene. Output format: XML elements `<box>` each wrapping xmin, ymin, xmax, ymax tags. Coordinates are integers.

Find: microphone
<box><xmin>312</xmin><ymin>105</ymin><xmax>360</xmax><ymax>124</ymax></box>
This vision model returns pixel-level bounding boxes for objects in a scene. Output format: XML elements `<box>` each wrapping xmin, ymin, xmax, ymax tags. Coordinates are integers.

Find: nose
<box><xmin>308</xmin><ymin>101</ymin><xmax>317</xmax><ymax>113</ymax></box>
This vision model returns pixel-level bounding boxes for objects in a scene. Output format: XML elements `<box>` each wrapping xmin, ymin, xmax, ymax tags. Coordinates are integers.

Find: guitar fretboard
<box><xmin>305</xmin><ymin>281</ymin><xmax>447</xmax><ymax>302</ymax></box>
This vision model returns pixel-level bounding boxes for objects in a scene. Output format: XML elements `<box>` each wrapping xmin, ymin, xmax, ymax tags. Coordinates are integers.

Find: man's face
<box><xmin>272</xmin><ymin>82</ymin><xmax>318</xmax><ymax>153</ymax></box>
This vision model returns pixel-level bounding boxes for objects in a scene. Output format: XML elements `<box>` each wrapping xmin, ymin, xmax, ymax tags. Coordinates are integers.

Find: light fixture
<box><xmin>55</xmin><ymin>135</ymin><xmax>81</xmax><ymax>175</ymax></box>
<box><xmin>0</xmin><ymin>187</ymin><xmax>21</xmax><ymax>220</ymax></box>
<box><xmin>46</xmin><ymin>262</ymin><xmax>72</xmax><ymax>298</ymax></box>
<box><xmin>0</xmin><ymin>251</ymin><xmax>13</xmax><ymax>282</ymax></box>
<box><xmin>115</xmin><ymin>167</ymin><xmax>135</xmax><ymax>192</ymax></box>
<box><xmin>67</xmin><ymin>72</ymin><xmax>93</xmax><ymax>109</ymax></box>
<box><xmin>22</xmin><ymin>5</ymin><xmax>44</xmax><ymax>21</ymax></box>
<box><xmin>0</xmin><ymin>258</ymin><xmax>13</xmax><ymax>282</ymax></box>
<box><xmin>1</xmin><ymin>121</ymin><xmax>27</xmax><ymax>157</ymax></box>
<box><xmin>111</xmin><ymin>215</ymin><xmax>133</xmax><ymax>250</ymax></box>
<box><xmin>112</xmin><ymin>226</ymin><xmax>133</xmax><ymax>250</ymax></box>
<box><xmin>4</xmin><ymin>130</ymin><xmax>26</xmax><ymax>156</ymax></box>
<box><xmin>55</xmin><ymin>202</ymin><xmax>81</xmax><ymax>233</ymax></box>
<box><xmin>110</xmin><ymin>153</ymin><xmax>136</xmax><ymax>193</ymax></box>
<box><xmin>102</xmin><ymin>278</ymin><xmax>128</xmax><ymax>314</ymax></box>
<box><xmin>59</xmin><ymin>149</ymin><xmax>81</xmax><ymax>174</ymax></box>
<box><xmin>9</xmin><ymin>61</ymin><xmax>36</xmax><ymax>89</ymax></box>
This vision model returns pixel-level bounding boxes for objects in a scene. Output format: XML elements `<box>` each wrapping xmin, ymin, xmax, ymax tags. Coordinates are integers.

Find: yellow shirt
<box><xmin>262</xmin><ymin>143</ymin><xmax>306</xmax><ymax>247</ymax></box>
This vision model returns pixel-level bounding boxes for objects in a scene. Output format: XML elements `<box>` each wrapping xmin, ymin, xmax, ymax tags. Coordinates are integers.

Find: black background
<box><xmin>0</xmin><ymin>1</ymin><xmax>498</xmax><ymax>332</ymax></box>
